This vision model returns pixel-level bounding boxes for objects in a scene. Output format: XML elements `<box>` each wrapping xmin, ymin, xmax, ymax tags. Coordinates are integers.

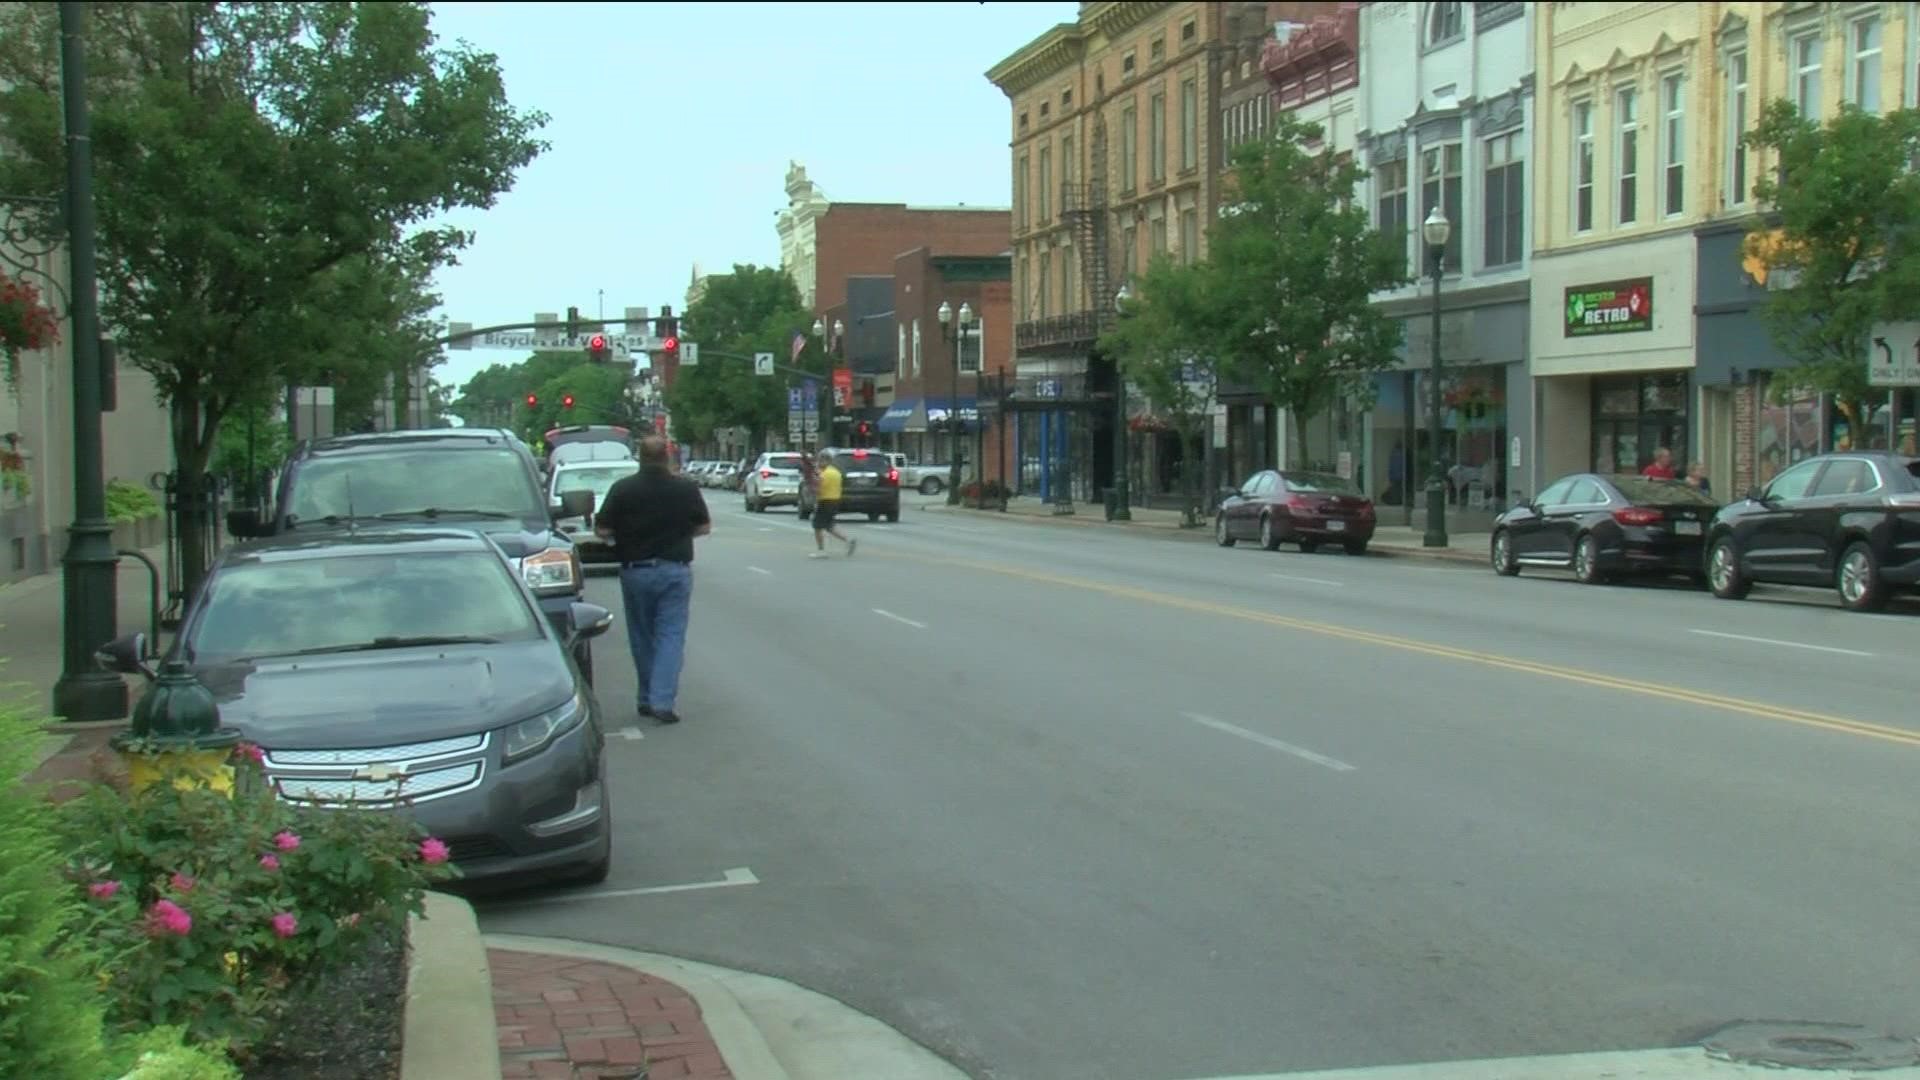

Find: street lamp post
<box><xmin>936</xmin><ymin>301</ymin><xmax>972</xmax><ymax>506</ymax></box>
<box><xmin>810</xmin><ymin>317</ymin><xmax>843</xmax><ymax>452</ymax></box>
<box><xmin>1421</xmin><ymin>206</ymin><xmax>1451</xmax><ymax>549</ymax></box>
<box><xmin>52</xmin><ymin>0</ymin><xmax>129</xmax><ymax>723</ymax></box>
<box><xmin>1110</xmin><ymin>284</ymin><xmax>1133</xmax><ymax>522</ymax></box>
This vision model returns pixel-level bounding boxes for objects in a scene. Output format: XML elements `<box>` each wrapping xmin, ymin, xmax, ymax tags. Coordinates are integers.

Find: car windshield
<box><xmin>554</xmin><ymin>463</ymin><xmax>638</xmax><ymax>500</ymax></box>
<box><xmin>186</xmin><ymin>550</ymin><xmax>546</xmax><ymax>661</ymax></box>
<box><xmin>287</xmin><ymin>448</ymin><xmax>540</xmax><ymax>523</ymax></box>
<box><xmin>1607</xmin><ymin>475</ymin><xmax>1720</xmax><ymax>506</ymax></box>
<box><xmin>1281</xmin><ymin>471</ymin><xmax>1362</xmax><ymax>495</ymax></box>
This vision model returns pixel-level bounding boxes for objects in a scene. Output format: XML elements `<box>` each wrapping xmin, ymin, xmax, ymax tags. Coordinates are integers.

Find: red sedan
<box><xmin>1215</xmin><ymin>469</ymin><xmax>1377</xmax><ymax>554</ymax></box>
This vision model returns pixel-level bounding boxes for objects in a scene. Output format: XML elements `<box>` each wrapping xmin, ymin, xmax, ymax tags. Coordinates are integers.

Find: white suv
<box><xmin>743</xmin><ymin>451</ymin><xmax>807</xmax><ymax>512</ymax></box>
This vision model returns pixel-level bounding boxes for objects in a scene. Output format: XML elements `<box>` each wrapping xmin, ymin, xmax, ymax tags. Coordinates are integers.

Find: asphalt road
<box><xmin>475</xmin><ymin>490</ymin><xmax>1920</xmax><ymax>1080</ymax></box>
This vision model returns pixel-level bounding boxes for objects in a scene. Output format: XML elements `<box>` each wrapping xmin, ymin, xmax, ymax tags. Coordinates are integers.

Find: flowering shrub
<box><xmin>0</xmin><ymin>270</ymin><xmax>59</xmax><ymax>396</ymax></box>
<box><xmin>58</xmin><ymin>742</ymin><xmax>460</xmax><ymax>1054</ymax></box>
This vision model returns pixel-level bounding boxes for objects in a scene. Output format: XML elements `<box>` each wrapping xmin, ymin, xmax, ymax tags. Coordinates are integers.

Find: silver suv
<box><xmin>743</xmin><ymin>451</ymin><xmax>807</xmax><ymax>512</ymax></box>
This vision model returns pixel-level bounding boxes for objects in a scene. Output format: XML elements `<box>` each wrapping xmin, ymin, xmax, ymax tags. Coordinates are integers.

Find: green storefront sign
<box><xmin>1564</xmin><ymin>277</ymin><xmax>1654</xmax><ymax>337</ymax></box>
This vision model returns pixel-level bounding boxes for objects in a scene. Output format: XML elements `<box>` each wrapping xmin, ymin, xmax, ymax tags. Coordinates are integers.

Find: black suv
<box><xmin>1704</xmin><ymin>451</ymin><xmax>1920</xmax><ymax>612</ymax></box>
<box><xmin>797</xmin><ymin>447</ymin><xmax>901</xmax><ymax>522</ymax></box>
<box><xmin>227</xmin><ymin>429</ymin><xmax>602</xmax><ymax>681</ymax></box>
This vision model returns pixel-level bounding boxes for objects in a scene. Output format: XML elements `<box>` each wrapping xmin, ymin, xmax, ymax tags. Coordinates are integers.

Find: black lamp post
<box><xmin>1110</xmin><ymin>284</ymin><xmax>1133</xmax><ymax>522</ymax></box>
<box><xmin>51</xmin><ymin>1</ymin><xmax>128</xmax><ymax>723</ymax></box>
<box><xmin>1421</xmin><ymin>205</ymin><xmax>1451</xmax><ymax>549</ymax></box>
<box><xmin>809</xmin><ymin>317</ymin><xmax>843</xmax><ymax>452</ymax></box>
<box><xmin>937</xmin><ymin>300</ymin><xmax>972</xmax><ymax>506</ymax></box>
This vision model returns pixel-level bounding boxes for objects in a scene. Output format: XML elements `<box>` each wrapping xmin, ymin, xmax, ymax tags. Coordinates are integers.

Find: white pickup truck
<box><xmin>885</xmin><ymin>453</ymin><xmax>953</xmax><ymax>495</ymax></box>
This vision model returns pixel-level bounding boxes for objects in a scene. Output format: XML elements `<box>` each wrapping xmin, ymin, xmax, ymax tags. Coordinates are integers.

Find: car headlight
<box><xmin>501</xmin><ymin>691</ymin><xmax>588</xmax><ymax>766</ymax></box>
<box><xmin>523</xmin><ymin>547</ymin><xmax>579</xmax><ymax>593</ymax></box>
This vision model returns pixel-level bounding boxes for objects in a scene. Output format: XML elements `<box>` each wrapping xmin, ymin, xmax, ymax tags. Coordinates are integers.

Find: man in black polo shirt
<box><xmin>594</xmin><ymin>436</ymin><xmax>711</xmax><ymax>724</ymax></box>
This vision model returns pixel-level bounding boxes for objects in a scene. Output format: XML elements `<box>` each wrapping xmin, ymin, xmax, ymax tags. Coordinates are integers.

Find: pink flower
<box><xmin>258</xmin><ymin>853</ymin><xmax>280</xmax><ymax>871</ymax></box>
<box><xmin>169</xmin><ymin>872</ymin><xmax>195</xmax><ymax>893</ymax></box>
<box><xmin>272</xmin><ymin>830</ymin><xmax>301</xmax><ymax>852</ymax></box>
<box><xmin>269</xmin><ymin>912</ymin><xmax>298</xmax><ymax>939</ymax></box>
<box><xmin>233</xmin><ymin>742</ymin><xmax>265</xmax><ymax>765</ymax></box>
<box><xmin>418</xmin><ymin>837</ymin><xmax>450</xmax><ymax>865</ymax></box>
<box><xmin>88</xmin><ymin>880</ymin><xmax>120</xmax><ymax>901</ymax></box>
<box><xmin>342</xmin><ymin>913</ymin><xmax>362</xmax><ymax>928</ymax></box>
<box><xmin>144</xmin><ymin>899</ymin><xmax>192</xmax><ymax>937</ymax></box>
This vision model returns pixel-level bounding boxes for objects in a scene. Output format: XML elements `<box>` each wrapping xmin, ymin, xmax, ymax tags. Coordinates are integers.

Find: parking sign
<box><xmin>788</xmin><ymin>387</ymin><xmax>803</xmax><ymax>410</ymax></box>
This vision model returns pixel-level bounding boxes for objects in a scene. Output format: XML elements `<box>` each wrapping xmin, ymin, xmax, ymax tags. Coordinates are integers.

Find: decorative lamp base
<box><xmin>112</xmin><ymin>728</ymin><xmax>245</xmax><ymax>797</ymax></box>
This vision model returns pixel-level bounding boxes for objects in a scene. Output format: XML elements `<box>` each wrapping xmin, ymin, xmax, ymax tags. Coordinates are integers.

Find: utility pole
<box><xmin>51</xmin><ymin>0</ymin><xmax>128</xmax><ymax>723</ymax></box>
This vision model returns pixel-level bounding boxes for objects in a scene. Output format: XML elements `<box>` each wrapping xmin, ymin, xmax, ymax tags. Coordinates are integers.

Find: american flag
<box><xmin>790</xmin><ymin>331</ymin><xmax>806</xmax><ymax>364</ymax></box>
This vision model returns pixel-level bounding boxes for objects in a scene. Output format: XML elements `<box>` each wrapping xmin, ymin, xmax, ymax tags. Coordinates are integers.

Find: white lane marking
<box><xmin>872</xmin><ymin>608</ymin><xmax>928</xmax><ymax>630</ymax></box>
<box><xmin>1182</xmin><ymin>712</ymin><xmax>1356</xmax><ymax>772</ymax></box>
<box><xmin>1687</xmin><ymin>628</ymin><xmax>1876</xmax><ymax>658</ymax></box>
<box><xmin>612</xmin><ymin>727</ymin><xmax>645</xmax><ymax>741</ymax></box>
<box><xmin>1271</xmin><ymin>572</ymin><xmax>1345</xmax><ymax>587</ymax></box>
<box><xmin>505</xmin><ymin>867</ymin><xmax>760</xmax><ymax>907</ymax></box>
<box><xmin>747</xmin><ymin>565</ymin><xmax>772</xmax><ymax>576</ymax></box>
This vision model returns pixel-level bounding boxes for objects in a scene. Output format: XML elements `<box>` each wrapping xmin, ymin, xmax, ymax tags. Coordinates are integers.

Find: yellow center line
<box><xmin>855</xmin><ymin>547</ymin><xmax>1920</xmax><ymax>750</ymax></box>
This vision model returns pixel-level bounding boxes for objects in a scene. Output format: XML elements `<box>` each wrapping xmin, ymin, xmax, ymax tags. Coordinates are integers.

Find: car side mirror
<box><xmin>568</xmin><ymin>601</ymin><xmax>614</xmax><ymax>641</ymax></box>
<box><xmin>557</xmin><ymin>489</ymin><xmax>594</xmax><ymax>521</ymax></box>
<box><xmin>226</xmin><ymin>508</ymin><xmax>266</xmax><ymax>538</ymax></box>
<box><xmin>1745</xmin><ymin>486</ymin><xmax>1767</xmax><ymax>504</ymax></box>
<box><xmin>95</xmin><ymin>632</ymin><xmax>153</xmax><ymax>679</ymax></box>
<box><xmin>1217</xmin><ymin>487</ymin><xmax>1241</xmax><ymax>505</ymax></box>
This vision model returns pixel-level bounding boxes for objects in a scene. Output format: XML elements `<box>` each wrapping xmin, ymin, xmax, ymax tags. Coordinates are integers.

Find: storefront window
<box><xmin>1753</xmin><ymin>379</ymin><xmax>1821</xmax><ymax>486</ymax></box>
<box><xmin>1410</xmin><ymin>364</ymin><xmax>1510</xmax><ymax>517</ymax></box>
<box><xmin>1591</xmin><ymin>372</ymin><xmax>1689</xmax><ymax>473</ymax></box>
<box><xmin>1832</xmin><ymin>388</ymin><xmax>1916</xmax><ymax>453</ymax></box>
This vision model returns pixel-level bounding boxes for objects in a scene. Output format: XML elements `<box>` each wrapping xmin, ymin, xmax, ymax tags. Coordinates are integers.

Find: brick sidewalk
<box><xmin>490</xmin><ymin>948</ymin><xmax>733</xmax><ymax>1080</ymax></box>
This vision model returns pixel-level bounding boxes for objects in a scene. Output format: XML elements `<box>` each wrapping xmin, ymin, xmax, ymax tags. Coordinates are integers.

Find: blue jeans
<box><xmin>617</xmin><ymin>561</ymin><xmax>692</xmax><ymax>713</ymax></box>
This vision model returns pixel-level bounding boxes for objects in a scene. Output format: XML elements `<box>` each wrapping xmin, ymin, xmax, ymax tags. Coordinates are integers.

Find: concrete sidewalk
<box><xmin>922</xmin><ymin>498</ymin><xmax>1490</xmax><ymax>564</ymax></box>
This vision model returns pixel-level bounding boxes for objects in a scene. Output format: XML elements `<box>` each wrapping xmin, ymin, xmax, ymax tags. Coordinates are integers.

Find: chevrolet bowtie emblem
<box><xmin>353</xmin><ymin>764</ymin><xmax>403</xmax><ymax>782</ymax></box>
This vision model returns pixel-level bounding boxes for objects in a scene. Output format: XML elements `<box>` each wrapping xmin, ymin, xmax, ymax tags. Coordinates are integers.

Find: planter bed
<box><xmin>242</xmin><ymin>918</ymin><xmax>407</xmax><ymax>1080</ymax></box>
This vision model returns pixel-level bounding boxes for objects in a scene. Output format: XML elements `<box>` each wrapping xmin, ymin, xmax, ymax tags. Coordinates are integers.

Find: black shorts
<box><xmin>812</xmin><ymin>501</ymin><xmax>840</xmax><ymax>530</ymax></box>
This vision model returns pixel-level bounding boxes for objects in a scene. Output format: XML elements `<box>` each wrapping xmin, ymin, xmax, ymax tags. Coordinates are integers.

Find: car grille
<box><xmin>445</xmin><ymin>835</ymin><xmax>511</xmax><ymax>864</ymax></box>
<box><xmin>263</xmin><ymin>733</ymin><xmax>490</xmax><ymax>808</ymax></box>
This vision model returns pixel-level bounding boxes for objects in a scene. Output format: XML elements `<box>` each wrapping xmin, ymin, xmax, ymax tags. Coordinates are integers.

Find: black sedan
<box><xmin>102</xmin><ymin>527</ymin><xmax>616</xmax><ymax>886</ymax></box>
<box><xmin>1490</xmin><ymin>473</ymin><xmax>1721</xmax><ymax>584</ymax></box>
<box><xmin>1704</xmin><ymin>451</ymin><xmax>1920</xmax><ymax>613</ymax></box>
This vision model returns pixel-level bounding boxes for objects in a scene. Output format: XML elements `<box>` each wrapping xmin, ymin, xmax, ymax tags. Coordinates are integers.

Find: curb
<box><xmin>486</xmin><ymin>933</ymin><xmax>791</xmax><ymax>1080</ymax></box>
<box><xmin>401</xmin><ymin>893</ymin><xmax>500</xmax><ymax>1080</ymax></box>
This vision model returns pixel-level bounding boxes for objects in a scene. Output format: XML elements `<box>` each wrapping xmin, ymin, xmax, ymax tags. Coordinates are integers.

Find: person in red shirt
<box><xmin>1642</xmin><ymin>447</ymin><xmax>1677</xmax><ymax>479</ymax></box>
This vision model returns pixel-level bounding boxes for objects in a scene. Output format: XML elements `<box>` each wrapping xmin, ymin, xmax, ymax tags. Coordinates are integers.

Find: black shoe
<box><xmin>655</xmin><ymin>709</ymin><xmax>681</xmax><ymax>725</ymax></box>
<box><xmin>638</xmin><ymin>704</ymin><xmax>655</xmax><ymax>718</ymax></box>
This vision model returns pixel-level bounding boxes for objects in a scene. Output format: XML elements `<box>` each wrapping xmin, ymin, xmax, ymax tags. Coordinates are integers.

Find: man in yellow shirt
<box><xmin>809</xmin><ymin>450</ymin><xmax>856</xmax><ymax>559</ymax></box>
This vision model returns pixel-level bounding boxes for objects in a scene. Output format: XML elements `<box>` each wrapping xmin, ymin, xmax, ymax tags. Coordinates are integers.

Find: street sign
<box><xmin>755</xmin><ymin>352</ymin><xmax>774</xmax><ymax>376</ymax></box>
<box><xmin>832</xmin><ymin>367</ymin><xmax>852</xmax><ymax>408</ymax></box>
<box><xmin>803</xmin><ymin>414</ymin><xmax>820</xmax><ymax>437</ymax></box>
<box><xmin>447</xmin><ymin>322</ymin><xmax>474</xmax><ymax>349</ymax></box>
<box><xmin>787</xmin><ymin>387</ymin><xmax>804</xmax><ymax>410</ymax></box>
<box><xmin>1869</xmin><ymin>322</ymin><xmax>1920</xmax><ymax>386</ymax></box>
<box><xmin>681</xmin><ymin>342</ymin><xmax>699</xmax><ymax>366</ymax></box>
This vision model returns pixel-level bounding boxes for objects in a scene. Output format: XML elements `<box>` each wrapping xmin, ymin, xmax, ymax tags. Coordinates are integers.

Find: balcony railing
<box><xmin>1015</xmin><ymin>310</ymin><xmax>1101</xmax><ymax>351</ymax></box>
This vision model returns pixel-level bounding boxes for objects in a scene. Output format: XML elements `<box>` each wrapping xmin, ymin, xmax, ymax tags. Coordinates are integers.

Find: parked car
<box><xmin>1214</xmin><ymin>469</ymin><xmax>1376</xmax><ymax>554</ymax></box>
<box><xmin>797</xmin><ymin>447</ymin><xmax>902</xmax><ymax>522</ymax></box>
<box><xmin>885</xmin><ymin>453</ymin><xmax>951</xmax><ymax>495</ymax></box>
<box><xmin>1490</xmin><ymin>472</ymin><xmax>1720</xmax><ymax>585</ymax></box>
<box><xmin>1704</xmin><ymin>451</ymin><xmax>1920</xmax><ymax>612</ymax></box>
<box><xmin>98</xmin><ymin>527</ymin><xmax>615</xmax><ymax>885</ymax></box>
<box><xmin>743</xmin><ymin>451</ymin><xmax>807</xmax><ymax>512</ymax></box>
<box><xmin>226</xmin><ymin>428</ymin><xmax>601</xmax><ymax>683</ymax></box>
<box><xmin>548</xmin><ymin>459</ymin><xmax>640</xmax><ymax>565</ymax></box>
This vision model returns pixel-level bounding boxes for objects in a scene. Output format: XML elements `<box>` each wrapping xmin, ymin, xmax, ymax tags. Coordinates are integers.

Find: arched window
<box><xmin>1430</xmin><ymin>2</ymin><xmax>1464</xmax><ymax>44</ymax></box>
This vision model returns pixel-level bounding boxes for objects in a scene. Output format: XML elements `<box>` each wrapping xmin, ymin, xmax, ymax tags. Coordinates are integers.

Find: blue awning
<box><xmin>878</xmin><ymin>399</ymin><xmax>920</xmax><ymax>434</ymax></box>
<box><xmin>924</xmin><ymin>397</ymin><xmax>980</xmax><ymax>432</ymax></box>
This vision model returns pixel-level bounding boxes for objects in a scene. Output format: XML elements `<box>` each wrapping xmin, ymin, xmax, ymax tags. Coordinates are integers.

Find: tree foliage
<box><xmin>1181</xmin><ymin>112</ymin><xmax>1408</xmax><ymax>463</ymax></box>
<box><xmin>449</xmin><ymin>351</ymin><xmax>622</xmax><ymax>442</ymax></box>
<box><xmin>0</xmin><ymin>1</ymin><xmax>546</xmax><ymax>589</ymax></box>
<box><xmin>1744</xmin><ymin>100</ymin><xmax>1920</xmax><ymax>424</ymax></box>
<box><xmin>1099</xmin><ymin>253</ymin><xmax>1221</xmax><ymax>522</ymax></box>
<box><xmin>666</xmin><ymin>265</ymin><xmax>820</xmax><ymax>447</ymax></box>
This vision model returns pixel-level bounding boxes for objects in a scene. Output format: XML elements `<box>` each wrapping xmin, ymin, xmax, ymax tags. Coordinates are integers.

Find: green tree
<box><xmin>1100</xmin><ymin>254</ymin><xmax>1222</xmax><ymax>525</ymax></box>
<box><xmin>0</xmin><ymin>1</ymin><xmax>547</xmax><ymax>595</ymax></box>
<box><xmin>1744</xmin><ymin>100</ymin><xmax>1920</xmax><ymax>434</ymax></box>
<box><xmin>668</xmin><ymin>265</ymin><xmax>818</xmax><ymax>450</ymax></box>
<box><xmin>529</xmin><ymin>361</ymin><xmax>629</xmax><ymax>435</ymax></box>
<box><xmin>451</xmin><ymin>351</ymin><xmax>592</xmax><ymax>438</ymax></box>
<box><xmin>1207</xmin><ymin>113</ymin><xmax>1408</xmax><ymax>464</ymax></box>
<box><xmin>210</xmin><ymin>398</ymin><xmax>292</xmax><ymax>504</ymax></box>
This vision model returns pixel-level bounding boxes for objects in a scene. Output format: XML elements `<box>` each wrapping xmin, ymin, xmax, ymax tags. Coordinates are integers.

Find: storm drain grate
<box><xmin>1701</xmin><ymin>1021</ymin><xmax>1920</xmax><ymax>1070</ymax></box>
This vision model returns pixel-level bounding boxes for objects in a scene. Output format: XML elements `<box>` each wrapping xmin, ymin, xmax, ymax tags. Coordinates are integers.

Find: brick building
<box><xmin>880</xmin><ymin>248</ymin><xmax>1013</xmax><ymax>487</ymax></box>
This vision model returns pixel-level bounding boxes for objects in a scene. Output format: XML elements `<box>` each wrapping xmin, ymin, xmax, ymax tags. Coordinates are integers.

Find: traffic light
<box><xmin>586</xmin><ymin>333</ymin><xmax>610</xmax><ymax>363</ymax></box>
<box><xmin>525</xmin><ymin>393</ymin><xmax>538</xmax><ymax>408</ymax></box>
<box><xmin>860</xmin><ymin>380</ymin><xmax>875</xmax><ymax>407</ymax></box>
<box><xmin>655</xmin><ymin>306</ymin><xmax>678</xmax><ymax>356</ymax></box>
<box><xmin>662</xmin><ymin>334</ymin><xmax>679</xmax><ymax>360</ymax></box>
<box><xmin>566</xmin><ymin>306</ymin><xmax>581</xmax><ymax>339</ymax></box>
<box><xmin>855</xmin><ymin>420</ymin><xmax>872</xmax><ymax>445</ymax></box>
<box><xmin>562</xmin><ymin>394</ymin><xmax>576</xmax><ymax>410</ymax></box>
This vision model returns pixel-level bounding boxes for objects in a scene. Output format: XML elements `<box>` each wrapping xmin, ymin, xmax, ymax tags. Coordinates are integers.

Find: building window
<box><xmin>1849</xmin><ymin>15</ymin><xmax>1883</xmax><ymax>113</ymax></box>
<box><xmin>1065</xmin><ymin>247</ymin><xmax>1077</xmax><ymax>310</ymax></box>
<box><xmin>1573</xmin><ymin>99</ymin><xmax>1594</xmax><ymax>231</ymax></box>
<box><xmin>1792</xmin><ymin>31</ymin><xmax>1822</xmax><ymax>120</ymax></box>
<box><xmin>1151</xmin><ymin>216</ymin><xmax>1168</xmax><ymax>255</ymax></box>
<box><xmin>1725</xmin><ymin>51</ymin><xmax>1748</xmax><ymax>205</ymax></box>
<box><xmin>1180</xmin><ymin>78</ymin><xmax>1198</xmax><ymax>170</ymax></box>
<box><xmin>1062</xmin><ymin>88</ymin><xmax>1073</xmax><ymax>109</ymax></box>
<box><xmin>1429</xmin><ymin>2</ymin><xmax>1463</xmax><ymax>45</ymax></box>
<box><xmin>1038</xmin><ymin>250</ymin><xmax>1051</xmax><ymax>319</ymax></box>
<box><xmin>1122</xmin><ymin>223</ymin><xmax>1137</xmax><ymax>278</ymax></box>
<box><xmin>1375</xmin><ymin>157</ymin><xmax>1410</xmax><ymax>275</ymax></box>
<box><xmin>1039</xmin><ymin>145</ymin><xmax>1052</xmax><ymax>221</ymax></box>
<box><xmin>1121</xmin><ymin>104</ymin><xmax>1138</xmax><ymax>191</ymax></box>
<box><xmin>1482</xmin><ymin>132</ymin><xmax>1524</xmax><ymax>267</ymax></box>
<box><xmin>1040</xmin><ymin>102</ymin><xmax>1050</xmax><ymax>120</ymax></box>
<box><xmin>1660</xmin><ymin>72</ymin><xmax>1684</xmax><ymax>217</ymax></box>
<box><xmin>1151</xmin><ymin>39</ymin><xmax>1165</xmax><ymax>64</ymax></box>
<box><xmin>1061</xmin><ymin>134</ymin><xmax>1075</xmax><ymax>188</ymax></box>
<box><xmin>1420</xmin><ymin>142</ymin><xmax>1463</xmax><ymax>271</ymax></box>
<box><xmin>1591</xmin><ymin>372</ymin><xmax>1690</xmax><ymax>474</ymax></box>
<box><xmin>1019</xmin><ymin>112</ymin><xmax>1029</xmax><ymax>132</ymax></box>
<box><xmin>1616</xmin><ymin>86</ymin><xmax>1639</xmax><ymax>225</ymax></box>
<box><xmin>1151</xmin><ymin>91</ymin><xmax>1167</xmax><ymax>182</ymax></box>
<box><xmin>1016</xmin><ymin>153</ymin><xmax>1029</xmax><ymax>230</ymax></box>
<box><xmin>1181</xmin><ymin>208</ymin><xmax>1199</xmax><ymax>264</ymax></box>
<box><xmin>1123</xmin><ymin>51</ymin><xmax>1136</xmax><ymax>78</ymax></box>
<box><xmin>1182</xmin><ymin>19</ymin><xmax>1196</xmax><ymax>44</ymax></box>
<box><xmin>912</xmin><ymin>319</ymin><xmax>923</xmax><ymax>377</ymax></box>
<box><xmin>897</xmin><ymin>323</ymin><xmax>906</xmax><ymax>378</ymax></box>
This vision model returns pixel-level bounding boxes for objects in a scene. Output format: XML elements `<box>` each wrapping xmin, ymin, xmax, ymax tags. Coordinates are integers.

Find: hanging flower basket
<box><xmin>0</xmin><ymin>269</ymin><xmax>61</xmax><ymax>396</ymax></box>
<box><xmin>1128</xmin><ymin>414</ymin><xmax>1176</xmax><ymax>434</ymax></box>
<box><xmin>0</xmin><ymin>447</ymin><xmax>28</xmax><ymax>501</ymax></box>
